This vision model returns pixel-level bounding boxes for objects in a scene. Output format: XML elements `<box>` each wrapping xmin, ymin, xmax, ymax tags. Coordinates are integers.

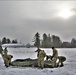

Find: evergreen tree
<box><xmin>33</xmin><ymin>32</ymin><xmax>40</xmax><ymax>48</ymax></box>
<box><xmin>12</xmin><ymin>39</ymin><xmax>18</xmax><ymax>43</ymax></box>
<box><xmin>41</xmin><ymin>33</ymin><xmax>52</xmax><ymax>48</ymax></box>
<box><xmin>2</xmin><ymin>37</ymin><xmax>7</xmax><ymax>44</ymax></box>
<box><xmin>52</xmin><ymin>35</ymin><xmax>62</xmax><ymax>47</ymax></box>
<box><xmin>41</xmin><ymin>33</ymin><xmax>48</xmax><ymax>47</ymax></box>
<box><xmin>71</xmin><ymin>38</ymin><xmax>76</xmax><ymax>47</ymax></box>
<box><xmin>47</xmin><ymin>34</ymin><xmax>52</xmax><ymax>47</ymax></box>
<box><xmin>6</xmin><ymin>38</ymin><xmax>11</xmax><ymax>43</ymax></box>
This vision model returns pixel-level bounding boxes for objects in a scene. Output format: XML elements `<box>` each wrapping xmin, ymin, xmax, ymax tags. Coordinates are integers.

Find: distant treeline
<box><xmin>1</xmin><ymin>33</ymin><xmax>76</xmax><ymax>48</ymax></box>
<box><xmin>33</xmin><ymin>32</ymin><xmax>76</xmax><ymax>48</ymax></box>
<box><xmin>0</xmin><ymin>37</ymin><xmax>18</xmax><ymax>45</ymax></box>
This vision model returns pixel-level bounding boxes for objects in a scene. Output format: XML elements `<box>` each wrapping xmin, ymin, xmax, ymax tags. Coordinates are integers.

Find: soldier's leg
<box><xmin>57</xmin><ymin>56</ymin><xmax>66</xmax><ymax>67</ymax></box>
<box><xmin>51</xmin><ymin>57</ymin><xmax>57</xmax><ymax>67</ymax></box>
<box><xmin>59</xmin><ymin>56</ymin><xmax>66</xmax><ymax>67</ymax></box>
<box><xmin>2</xmin><ymin>55</ymin><xmax>10</xmax><ymax>67</ymax></box>
<box><xmin>60</xmin><ymin>62</ymin><xmax>64</xmax><ymax>67</ymax></box>
<box><xmin>41</xmin><ymin>58</ymin><xmax>44</xmax><ymax>69</ymax></box>
<box><xmin>8</xmin><ymin>55</ymin><xmax>13</xmax><ymax>65</ymax></box>
<box><xmin>51</xmin><ymin>60</ymin><xmax>55</xmax><ymax>67</ymax></box>
<box><xmin>8</xmin><ymin>59</ymin><xmax>12</xmax><ymax>65</ymax></box>
<box><xmin>57</xmin><ymin>60</ymin><xmax>60</xmax><ymax>67</ymax></box>
<box><xmin>38</xmin><ymin>58</ymin><xmax>41</xmax><ymax>68</ymax></box>
<box><xmin>4</xmin><ymin>59</ymin><xmax>9</xmax><ymax>67</ymax></box>
<box><xmin>57</xmin><ymin>57</ymin><xmax>61</xmax><ymax>67</ymax></box>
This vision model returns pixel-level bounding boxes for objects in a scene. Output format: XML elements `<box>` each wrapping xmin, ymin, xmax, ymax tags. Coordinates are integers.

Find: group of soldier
<box><xmin>0</xmin><ymin>45</ymin><xmax>66</xmax><ymax>69</ymax></box>
<box><xmin>35</xmin><ymin>47</ymin><xmax>66</xmax><ymax>69</ymax></box>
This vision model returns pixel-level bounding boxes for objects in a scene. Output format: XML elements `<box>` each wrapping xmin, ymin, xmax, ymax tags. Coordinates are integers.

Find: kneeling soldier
<box><xmin>57</xmin><ymin>56</ymin><xmax>66</xmax><ymax>67</ymax></box>
<box><xmin>46</xmin><ymin>55</ymin><xmax>66</xmax><ymax>67</ymax></box>
<box><xmin>2</xmin><ymin>47</ymin><xmax>13</xmax><ymax>67</ymax></box>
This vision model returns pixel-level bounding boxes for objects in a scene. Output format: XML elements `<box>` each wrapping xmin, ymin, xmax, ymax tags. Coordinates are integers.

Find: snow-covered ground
<box><xmin>0</xmin><ymin>48</ymin><xmax>76</xmax><ymax>75</ymax></box>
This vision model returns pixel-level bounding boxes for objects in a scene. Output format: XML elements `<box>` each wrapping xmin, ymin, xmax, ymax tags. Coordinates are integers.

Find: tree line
<box><xmin>33</xmin><ymin>32</ymin><xmax>76</xmax><ymax>48</ymax></box>
<box><xmin>0</xmin><ymin>33</ymin><xmax>76</xmax><ymax>48</ymax></box>
<box><xmin>0</xmin><ymin>37</ymin><xmax>18</xmax><ymax>45</ymax></box>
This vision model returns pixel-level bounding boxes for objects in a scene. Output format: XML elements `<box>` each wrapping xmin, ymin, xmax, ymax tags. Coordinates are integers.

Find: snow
<box><xmin>2</xmin><ymin>44</ymin><xmax>26</xmax><ymax>48</ymax></box>
<box><xmin>0</xmin><ymin>48</ymin><xmax>76</xmax><ymax>75</ymax></box>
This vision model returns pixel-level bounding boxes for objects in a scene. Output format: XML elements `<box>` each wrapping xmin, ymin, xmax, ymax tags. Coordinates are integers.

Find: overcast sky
<box><xmin>0</xmin><ymin>0</ymin><xmax>76</xmax><ymax>44</ymax></box>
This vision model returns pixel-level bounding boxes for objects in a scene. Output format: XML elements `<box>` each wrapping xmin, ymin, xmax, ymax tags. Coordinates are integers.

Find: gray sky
<box><xmin>0</xmin><ymin>0</ymin><xmax>76</xmax><ymax>44</ymax></box>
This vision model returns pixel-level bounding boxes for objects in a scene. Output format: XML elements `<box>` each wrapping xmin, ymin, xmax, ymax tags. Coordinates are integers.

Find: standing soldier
<box><xmin>51</xmin><ymin>47</ymin><xmax>58</xmax><ymax>68</ymax></box>
<box><xmin>38</xmin><ymin>50</ymin><xmax>46</xmax><ymax>69</ymax></box>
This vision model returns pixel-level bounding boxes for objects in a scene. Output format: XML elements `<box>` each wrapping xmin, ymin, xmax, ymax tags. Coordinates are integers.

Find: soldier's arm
<box><xmin>35</xmin><ymin>50</ymin><xmax>38</xmax><ymax>52</ymax></box>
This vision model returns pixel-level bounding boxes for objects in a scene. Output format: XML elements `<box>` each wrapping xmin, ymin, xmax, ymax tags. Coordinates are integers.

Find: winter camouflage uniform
<box><xmin>51</xmin><ymin>47</ymin><xmax>58</xmax><ymax>67</ymax></box>
<box><xmin>2</xmin><ymin>47</ymin><xmax>13</xmax><ymax>67</ymax></box>
<box><xmin>57</xmin><ymin>56</ymin><xmax>66</xmax><ymax>67</ymax></box>
<box><xmin>38</xmin><ymin>50</ymin><xmax>46</xmax><ymax>69</ymax></box>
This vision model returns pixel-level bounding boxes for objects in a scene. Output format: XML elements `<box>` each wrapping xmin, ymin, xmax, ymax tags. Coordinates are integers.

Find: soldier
<box><xmin>35</xmin><ymin>48</ymin><xmax>41</xmax><ymax>58</ymax></box>
<box><xmin>2</xmin><ymin>47</ymin><xmax>13</xmax><ymax>67</ymax></box>
<box><xmin>57</xmin><ymin>56</ymin><xmax>66</xmax><ymax>67</ymax></box>
<box><xmin>51</xmin><ymin>47</ymin><xmax>58</xmax><ymax>68</ymax></box>
<box><xmin>38</xmin><ymin>50</ymin><xmax>46</xmax><ymax>69</ymax></box>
